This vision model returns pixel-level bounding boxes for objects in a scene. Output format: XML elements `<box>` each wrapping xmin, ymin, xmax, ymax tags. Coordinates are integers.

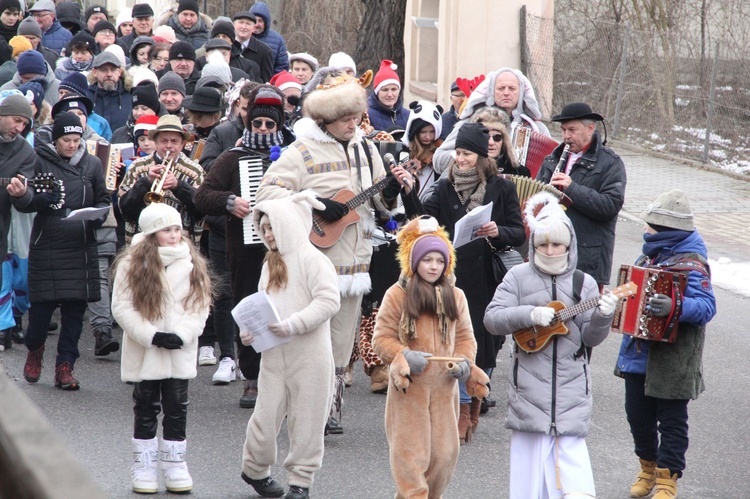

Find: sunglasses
<box><xmin>489</xmin><ymin>133</ymin><xmax>503</xmax><ymax>142</ymax></box>
<box><xmin>251</xmin><ymin>119</ymin><xmax>277</xmax><ymax>130</ymax></box>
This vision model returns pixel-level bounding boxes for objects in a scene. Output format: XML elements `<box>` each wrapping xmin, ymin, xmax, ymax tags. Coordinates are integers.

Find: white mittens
<box><xmin>530</xmin><ymin>307</ymin><xmax>556</xmax><ymax>326</ymax></box>
<box><xmin>268</xmin><ymin>318</ymin><xmax>297</xmax><ymax>338</ymax></box>
<box><xmin>598</xmin><ymin>292</ymin><xmax>618</xmax><ymax>316</ymax></box>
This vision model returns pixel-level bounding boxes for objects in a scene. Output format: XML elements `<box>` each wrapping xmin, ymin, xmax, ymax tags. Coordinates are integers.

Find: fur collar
<box><xmin>293</xmin><ymin>117</ymin><xmax>365</xmax><ymax>146</ymax></box>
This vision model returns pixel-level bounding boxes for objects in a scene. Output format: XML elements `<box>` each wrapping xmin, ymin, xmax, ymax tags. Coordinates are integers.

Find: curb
<box><xmin>609</xmin><ymin>139</ymin><xmax>750</xmax><ymax>182</ymax></box>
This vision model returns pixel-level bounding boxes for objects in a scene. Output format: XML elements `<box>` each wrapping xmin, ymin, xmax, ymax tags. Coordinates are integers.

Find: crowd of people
<box><xmin>0</xmin><ymin>1</ymin><xmax>717</xmax><ymax>498</ymax></box>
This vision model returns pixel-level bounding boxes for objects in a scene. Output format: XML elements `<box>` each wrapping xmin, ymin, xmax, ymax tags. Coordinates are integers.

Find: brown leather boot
<box><xmin>653</xmin><ymin>467</ymin><xmax>678</xmax><ymax>498</ymax></box>
<box><xmin>629</xmin><ymin>458</ymin><xmax>656</xmax><ymax>497</ymax></box>
<box><xmin>458</xmin><ymin>403</ymin><xmax>472</xmax><ymax>445</ymax></box>
<box><xmin>469</xmin><ymin>397</ymin><xmax>482</xmax><ymax>432</ymax></box>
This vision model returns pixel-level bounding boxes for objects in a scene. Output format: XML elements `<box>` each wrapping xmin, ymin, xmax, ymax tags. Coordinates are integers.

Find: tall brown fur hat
<box><xmin>302</xmin><ymin>66</ymin><xmax>371</xmax><ymax>124</ymax></box>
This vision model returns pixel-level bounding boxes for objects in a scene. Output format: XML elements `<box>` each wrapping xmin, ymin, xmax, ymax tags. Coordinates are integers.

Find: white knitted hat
<box><xmin>138</xmin><ymin>203</ymin><xmax>182</xmax><ymax>235</ymax></box>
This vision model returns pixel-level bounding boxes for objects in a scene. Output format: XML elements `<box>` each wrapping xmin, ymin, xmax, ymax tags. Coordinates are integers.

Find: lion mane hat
<box><xmin>396</xmin><ymin>215</ymin><xmax>456</xmax><ymax>278</ymax></box>
<box><xmin>302</xmin><ymin>66</ymin><xmax>373</xmax><ymax>124</ymax></box>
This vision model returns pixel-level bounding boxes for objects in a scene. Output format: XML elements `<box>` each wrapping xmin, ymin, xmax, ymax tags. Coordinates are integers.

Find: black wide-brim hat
<box><xmin>182</xmin><ymin>87</ymin><xmax>228</xmax><ymax>113</ymax></box>
<box><xmin>551</xmin><ymin>102</ymin><xmax>604</xmax><ymax>122</ymax></box>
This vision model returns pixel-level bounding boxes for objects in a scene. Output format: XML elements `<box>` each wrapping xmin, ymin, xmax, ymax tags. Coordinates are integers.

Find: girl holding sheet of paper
<box><xmin>238</xmin><ymin>191</ymin><xmax>340</xmax><ymax>499</ymax></box>
<box><xmin>393</xmin><ymin>122</ymin><xmax>525</xmax><ymax>443</ymax></box>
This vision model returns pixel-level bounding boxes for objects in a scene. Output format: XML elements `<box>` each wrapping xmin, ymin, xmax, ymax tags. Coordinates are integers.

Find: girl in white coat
<box><xmin>111</xmin><ymin>203</ymin><xmax>212</xmax><ymax>495</ymax></box>
<box><xmin>239</xmin><ymin>191</ymin><xmax>341</xmax><ymax>499</ymax></box>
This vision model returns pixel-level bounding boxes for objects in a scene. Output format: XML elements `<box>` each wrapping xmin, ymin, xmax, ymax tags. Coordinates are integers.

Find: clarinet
<box><xmin>549</xmin><ymin>144</ymin><xmax>571</xmax><ymax>184</ymax></box>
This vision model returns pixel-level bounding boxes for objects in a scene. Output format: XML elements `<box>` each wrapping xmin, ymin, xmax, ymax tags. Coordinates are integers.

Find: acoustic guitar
<box><xmin>309</xmin><ymin>160</ymin><xmax>415</xmax><ymax>248</ymax></box>
<box><xmin>513</xmin><ymin>281</ymin><xmax>637</xmax><ymax>353</ymax></box>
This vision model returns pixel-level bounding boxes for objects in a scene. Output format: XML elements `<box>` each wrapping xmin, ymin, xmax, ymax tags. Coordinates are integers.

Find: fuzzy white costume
<box><xmin>113</xmin><ymin>235</ymin><xmax>208</xmax><ymax>383</ymax></box>
<box><xmin>256</xmin><ymin>75</ymin><xmax>392</xmax><ymax>368</ymax></box>
<box><xmin>241</xmin><ymin>191</ymin><xmax>340</xmax><ymax>490</ymax></box>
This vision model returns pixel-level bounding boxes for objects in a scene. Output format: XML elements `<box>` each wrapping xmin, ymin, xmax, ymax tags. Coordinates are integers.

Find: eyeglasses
<box><xmin>97</xmin><ymin>30</ymin><xmax>115</xmax><ymax>37</ymax></box>
<box><xmin>153</xmin><ymin>57</ymin><xmax>169</xmax><ymax>63</ymax></box>
<box><xmin>489</xmin><ymin>133</ymin><xmax>503</xmax><ymax>142</ymax></box>
<box><xmin>32</xmin><ymin>12</ymin><xmax>52</xmax><ymax>18</ymax></box>
<box><xmin>251</xmin><ymin>119</ymin><xmax>277</xmax><ymax>130</ymax></box>
<box><xmin>450</xmin><ymin>93</ymin><xmax>465</xmax><ymax>99</ymax></box>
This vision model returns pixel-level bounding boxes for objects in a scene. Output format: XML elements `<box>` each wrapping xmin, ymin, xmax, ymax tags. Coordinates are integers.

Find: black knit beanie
<box><xmin>177</xmin><ymin>0</ymin><xmax>200</xmax><ymax>15</ymax></box>
<box><xmin>407</xmin><ymin>118</ymin><xmax>431</xmax><ymax>142</ymax></box>
<box><xmin>131</xmin><ymin>85</ymin><xmax>160</xmax><ymax>114</ymax></box>
<box><xmin>52</xmin><ymin>112</ymin><xmax>84</xmax><ymax>141</ymax></box>
<box><xmin>455</xmin><ymin>122</ymin><xmax>490</xmax><ymax>158</ymax></box>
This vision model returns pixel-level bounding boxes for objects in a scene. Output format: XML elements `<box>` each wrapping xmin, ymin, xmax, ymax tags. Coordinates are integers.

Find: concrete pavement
<box><xmin>1</xmin><ymin>146</ymin><xmax>749</xmax><ymax>497</ymax></box>
<box><xmin>614</xmin><ymin>140</ymin><xmax>750</xmax><ymax>262</ymax></box>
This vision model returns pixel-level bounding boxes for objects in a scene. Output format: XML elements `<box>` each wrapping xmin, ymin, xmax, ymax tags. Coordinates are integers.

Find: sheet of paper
<box><xmin>63</xmin><ymin>206</ymin><xmax>111</xmax><ymax>221</ymax></box>
<box><xmin>452</xmin><ymin>201</ymin><xmax>493</xmax><ymax>249</ymax></box>
<box><xmin>231</xmin><ymin>290</ymin><xmax>291</xmax><ymax>352</ymax></box>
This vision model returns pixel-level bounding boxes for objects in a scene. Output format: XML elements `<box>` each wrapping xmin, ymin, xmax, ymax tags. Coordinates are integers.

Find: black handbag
<box><xmin>487</xmin><ymin>238</ymin><xmax>525</xmax><ymax>284</ymax></box>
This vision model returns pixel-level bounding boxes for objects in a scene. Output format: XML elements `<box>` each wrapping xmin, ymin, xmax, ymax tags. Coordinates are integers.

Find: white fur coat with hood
<box><xmin>113</xmin><ymin>235</ymin><xmax>210</xmax><ymax>382</ymax></box>
<box><xmin>256</xmin><ymin>117</ymin><xmax>394</xmax><ymax>297</ymax></box>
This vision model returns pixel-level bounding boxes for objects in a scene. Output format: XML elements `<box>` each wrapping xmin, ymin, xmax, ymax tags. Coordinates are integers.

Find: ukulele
<box><xmin>0</xmin><ymin>173</ymin><xmax>61</xmax><ymax>193</ymax></box>
<box><xmin>513</xmin><ymin>281</ymin><xmax>637</xmax><ymax>353</ymax></box>
<box><xmin>310</xmin><ymin>159</ymin><xmax>416</xmax><ymax>248</ymax></box>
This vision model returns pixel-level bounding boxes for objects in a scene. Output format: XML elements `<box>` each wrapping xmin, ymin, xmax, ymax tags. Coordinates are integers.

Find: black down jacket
<box><xmin>21</xmin><ymin>142</ymin><xmax>111</xmax><ymax>303</ymax></box>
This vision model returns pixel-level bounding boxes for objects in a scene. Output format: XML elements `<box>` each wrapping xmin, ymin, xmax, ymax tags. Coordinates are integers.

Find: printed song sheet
<box><xmin>452</xmin><ymin>201</ymin><xmax>493</xmax><ymax>249</ymax></box>
<box><xmin>231</xmin><ymin>291</ymin><xmax>290</xmax><ymax>352</ymax></box>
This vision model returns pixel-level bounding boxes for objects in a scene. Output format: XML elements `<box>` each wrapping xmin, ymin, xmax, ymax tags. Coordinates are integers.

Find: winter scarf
<box><xmin>451</xmin><ymin>165</ymin><xmax>486</xmax><ymax>211</ymax></box>
<box><xmin>642</xmin><ymin>230</ymin><xmax>692</xmax><ymax>260</ymax></box>
<box><xmin>242</xmin><ymin>129</ymin><xmax>283</xmax><ymax>150</ymax></box>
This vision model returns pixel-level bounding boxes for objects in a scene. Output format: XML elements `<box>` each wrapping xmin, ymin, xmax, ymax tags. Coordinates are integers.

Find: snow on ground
<box><xmin>708</xmin><ymin>257</ymin><xmax>750</xmax><ymax>298</ymax></box>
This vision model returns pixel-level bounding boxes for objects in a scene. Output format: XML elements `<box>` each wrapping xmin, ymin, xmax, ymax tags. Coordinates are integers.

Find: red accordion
<box><xmin>511</xmin><ymin>127</ymin><xmax>560</xmax><ymax>179</ymax></box>
<box><xmin>611</xmin><ymin>265</ymin><xmax>687</xmax><ymax>343</ymax></box>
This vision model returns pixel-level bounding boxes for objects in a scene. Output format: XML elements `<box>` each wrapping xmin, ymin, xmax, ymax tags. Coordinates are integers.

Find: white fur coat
<box><xmin>112</xmin><ymin>239</ymin><xmax>209</xmax><ymax>382</ymax></box>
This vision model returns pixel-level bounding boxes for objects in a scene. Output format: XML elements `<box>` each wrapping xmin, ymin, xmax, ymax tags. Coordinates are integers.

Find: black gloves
<box><xmin>647</xmin><ymin>293</ymin><xmax>672</xmax><ymax>317</ymax></box>
<box><xmin>152</xmin><ymin>332</ymin><xmax>183</xmax><ymax>350</ymax></box>
<box><xmin>381</xmin><ymin>174</ymin><xmax>402</xmax><ymax>201</ymax></box>
<box><xmin>314</xmin><ymin>197</ymin><xmax>349</xmax><ymax>221</ymax></box>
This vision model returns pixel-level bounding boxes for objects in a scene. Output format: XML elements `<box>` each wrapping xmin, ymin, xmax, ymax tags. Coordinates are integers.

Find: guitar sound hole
<box><xmin>528</xmin><ymin>339</ymin><xmax>536</xmax><ymax>349</ymax></box>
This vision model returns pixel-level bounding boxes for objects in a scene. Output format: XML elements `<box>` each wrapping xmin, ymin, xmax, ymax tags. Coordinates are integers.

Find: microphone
<box><xmin>383</xmin><ymin>153</ymin><xmax>396</xmax><ymax>169</ymax></box>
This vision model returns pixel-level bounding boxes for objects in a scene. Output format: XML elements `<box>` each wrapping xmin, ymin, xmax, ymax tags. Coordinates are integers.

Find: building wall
<box><xmin>404</xmin><ymin>0</ymin><xmax>554</xmax><ymax>113</ymax></box>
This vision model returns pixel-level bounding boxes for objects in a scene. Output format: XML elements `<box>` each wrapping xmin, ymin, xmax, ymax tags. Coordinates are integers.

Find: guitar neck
<box><xmin>557</xmin><ymin>297</ymin><xmax>600</xmax><ymax>322</ymax></box>
<box><xmin>344</xmin><ymin>176</ymin><xmax>391</xmax><ymax>210</ymax></box>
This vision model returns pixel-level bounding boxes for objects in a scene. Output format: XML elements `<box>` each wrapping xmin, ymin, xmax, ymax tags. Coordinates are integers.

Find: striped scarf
<box><xmin>242</xmin><ymin>129</ymin><xmax>284</xmax><ymax>150</ymax></box>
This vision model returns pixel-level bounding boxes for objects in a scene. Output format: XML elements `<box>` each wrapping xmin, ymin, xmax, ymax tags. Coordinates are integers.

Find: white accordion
<box><xmin>239</xmin><ymin>157</ymin><xmax>264</xmax><ymax>245</ymax></box>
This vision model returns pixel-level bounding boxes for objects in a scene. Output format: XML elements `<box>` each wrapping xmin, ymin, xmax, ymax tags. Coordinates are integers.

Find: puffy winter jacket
<box><xmin>87</xmin><ymin>80</ymin><xmax>133</xmax><ymax>131</ymax></box>
<box><xmin>41</xmin><ymin>19</ymin><xmax>73</xmax><ymax>55</ymax></box>
<box><xmin>483</xmin><ymin>214</ymin><xmax>612</xmax><ymax>437</ymax></box>
<box><xmin>367</xmin><ymin>92</ymin><xmax>409</xmax><ymax>132</ymax></box>
<box><xmin>18</xmin><ymin>142</ymin><xmax>110</xmax><ymax>303</ymax></box>
<box><xmin>249</xmin><ymin>1</ymin><xmax>289</xmax><ymax>73</ymax></box>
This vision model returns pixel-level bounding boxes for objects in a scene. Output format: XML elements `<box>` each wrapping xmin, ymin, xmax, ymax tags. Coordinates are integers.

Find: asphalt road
<box><xmin>1</xmin><ymin>216</ymin><xmax>748</xmax><ymax>498</ymax></box>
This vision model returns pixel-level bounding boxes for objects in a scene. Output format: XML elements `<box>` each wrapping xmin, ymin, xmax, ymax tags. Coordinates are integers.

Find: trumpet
<box><xmin>549</xmin><ymin>143</ymin><xmax>571</xmax><ymax>184</ymax></box>
<box><xmin>144</xmin><ymin>151</ymin><xmax>175</xmax><ymax>205</ymax></box>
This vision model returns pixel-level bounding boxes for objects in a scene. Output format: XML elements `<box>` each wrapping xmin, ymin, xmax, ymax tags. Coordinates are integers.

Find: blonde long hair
<box><xmin>263</xmin><ymin>249</ymin><xmax>288</xmax><ymax>293</ymax></box>
<box><xmin>113</xmin><ymin>235</ymin><xmax>213</xmax><ymax>323</ymax></box>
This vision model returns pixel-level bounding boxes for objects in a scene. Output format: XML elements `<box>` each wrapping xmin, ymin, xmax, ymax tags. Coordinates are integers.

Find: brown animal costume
<box><xmin>373</xmin><ymin>216</ymin><xmax>489</xmax><ymax>499</ymax></box>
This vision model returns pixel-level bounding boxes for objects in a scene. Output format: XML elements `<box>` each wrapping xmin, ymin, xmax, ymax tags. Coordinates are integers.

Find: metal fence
<box><xmin>524</xmin><ymin>11</ymin><xmax>750</xmax><ymax>174</ymax></box>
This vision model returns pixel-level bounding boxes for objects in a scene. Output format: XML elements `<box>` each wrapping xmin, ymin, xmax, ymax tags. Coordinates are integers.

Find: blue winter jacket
<box><xmin>41</xmin><ymin>19</ymin><xmax>73</xmax><ymax>56</ymax></box>
<box><xmin>367</xmin><ymin>92</ymin><xmax>410</xmax><ymax>132</ymax></box>
<box><xmin>250</xmin><ymin>1</ymin><xmax>289</xmax><ymax>73</ymax></box>
<box><xmin>87</xmin><ymin>81</ymin><xmax>133</xmax><ymax>132</ymax></box>
<box><xmin>616</xmin><ymin>229</ymin><xmax>716</xmax><ymax>375</ymax></box>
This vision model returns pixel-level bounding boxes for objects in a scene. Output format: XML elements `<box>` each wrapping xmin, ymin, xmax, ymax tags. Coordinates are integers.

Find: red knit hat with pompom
<box><xmin>373</xmin><ymin>59</ymin><xmax>400</xmax><ymax>93</ymax></box>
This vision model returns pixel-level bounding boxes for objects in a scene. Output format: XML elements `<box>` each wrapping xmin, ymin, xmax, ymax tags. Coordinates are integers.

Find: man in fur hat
<box><xmin>256</xmin><ymin>67</ymin><xmax>401</xmax><ymax>434</ymax></box>
<box><xmin>536</xmin><ymin>102</ymin><xmax>627</xmax><ymax>288</ymax></box>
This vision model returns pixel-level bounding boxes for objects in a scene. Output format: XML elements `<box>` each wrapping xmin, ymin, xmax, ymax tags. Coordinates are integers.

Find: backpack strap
<box><xmin>572</xmin><ymin>269</ymin><xmax>592</xmax><ymax>362</ymax></box>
